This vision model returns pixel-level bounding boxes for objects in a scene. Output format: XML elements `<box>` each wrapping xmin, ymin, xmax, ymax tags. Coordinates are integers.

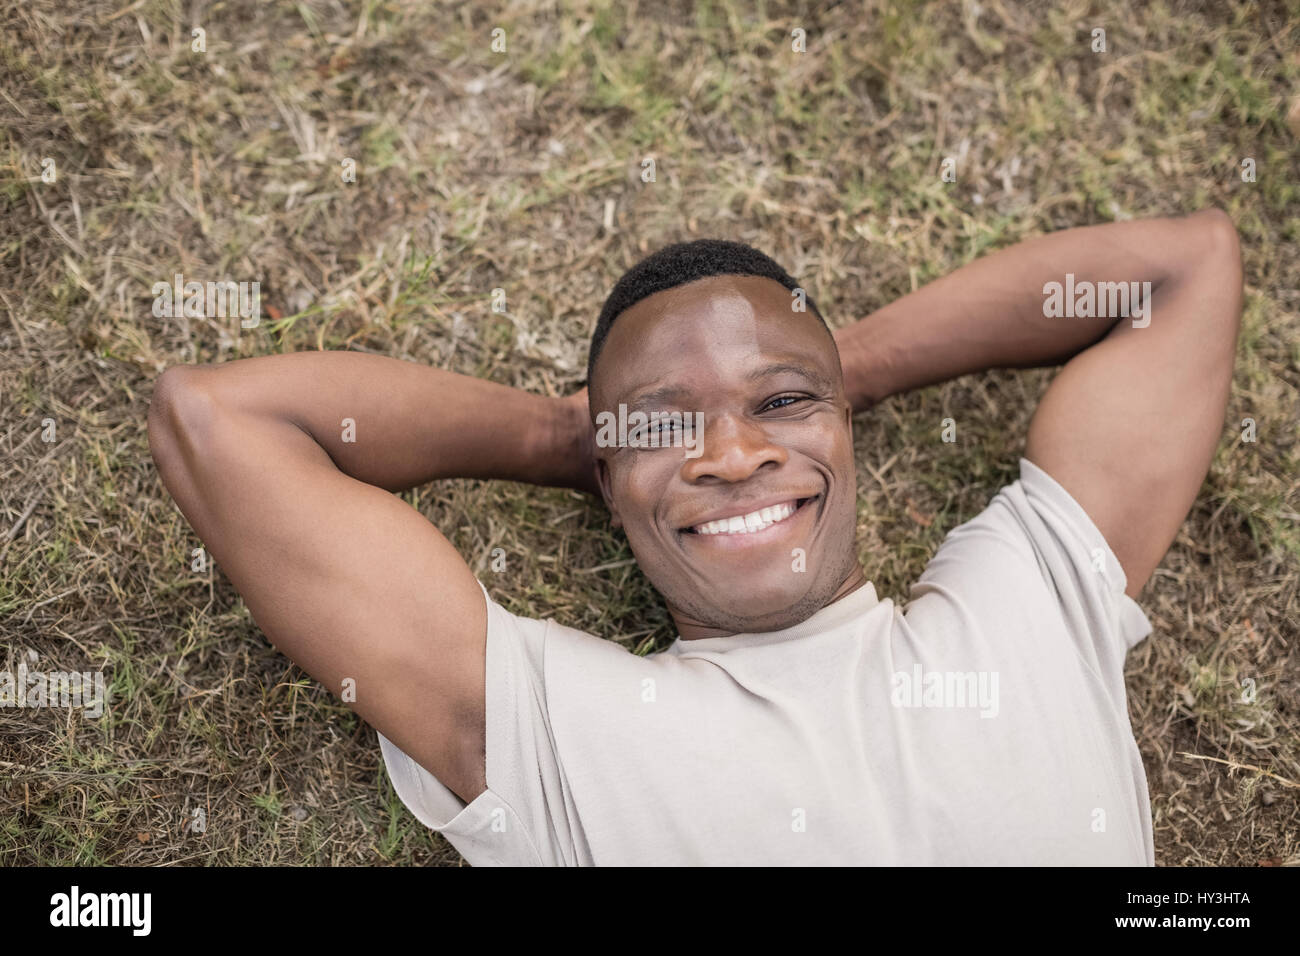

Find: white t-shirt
<box><xmin>379</xmin><ymin>458</ymin><xmax>1155</xmax><ymax>865</ymax></box>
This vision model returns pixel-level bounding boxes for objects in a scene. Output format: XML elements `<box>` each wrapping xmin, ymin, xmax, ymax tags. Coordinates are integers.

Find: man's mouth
<box><xmin>684</xmin><ymin>497</ymin><xmax>817</xmax><ymax>536</ymax></box>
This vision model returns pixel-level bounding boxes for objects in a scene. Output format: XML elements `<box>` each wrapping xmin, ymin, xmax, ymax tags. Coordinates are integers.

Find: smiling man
<box><xmin>588</xmin><ymin>266</ymin><xmax>867</xmax><ymax>636</ymax></box>
<box><xmin>148</xmin><ymin>209</ymin><xmax>1243</xmax><ymax>865</ymax></box>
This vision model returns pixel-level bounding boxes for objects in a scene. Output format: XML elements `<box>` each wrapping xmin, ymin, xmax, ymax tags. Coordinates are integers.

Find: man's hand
<box><xmin>558</xmin><ymin>386</ymin><xmax>600</xmax><ymax>496</ymax></box>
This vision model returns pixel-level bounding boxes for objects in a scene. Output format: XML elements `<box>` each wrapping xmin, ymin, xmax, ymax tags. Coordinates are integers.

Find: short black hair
<box><xmin>586</xmin><ymin>238</ymin><xmax>827</xmax><ymax>386</ymax></box>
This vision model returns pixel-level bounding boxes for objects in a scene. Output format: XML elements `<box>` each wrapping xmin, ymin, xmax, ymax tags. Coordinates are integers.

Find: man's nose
<box><xmin>680</xmin><ymin>413</ymin><xmax>787</xmax><ymax>483</ymax></box>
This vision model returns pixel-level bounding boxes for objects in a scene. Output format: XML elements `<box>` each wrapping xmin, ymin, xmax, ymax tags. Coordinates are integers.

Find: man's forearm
<box><xmin>833</xmin><ymin>210</ymin><xmax>1225</xmax><ymax>411</ymax></box>
<box><xmin>158</xmin><ymin>352</ymin><xmax>588</xmax><ymax>493</ymax></box>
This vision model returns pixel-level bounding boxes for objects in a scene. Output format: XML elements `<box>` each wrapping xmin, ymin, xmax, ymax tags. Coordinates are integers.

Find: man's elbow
<box><xmin>1192</xmin><ymin>208</ymin><xmax>1243</xmax><ymax>296</ymax></box>
<box><xmin>148</xmin><ymin>366</ymin><xmax>220</xmax><ymax>480</ymax></box>
<box><xmin>1184</xmin><ymin>207</ymin><xmax>1244</xmax><ymax>341</ymax></box>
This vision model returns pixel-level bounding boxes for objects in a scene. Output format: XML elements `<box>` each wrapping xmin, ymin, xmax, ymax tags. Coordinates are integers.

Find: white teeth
<box><xmin>692</xmin><ymin>501</ymin><xmax>800</xmax><ymax>536</ymax></box>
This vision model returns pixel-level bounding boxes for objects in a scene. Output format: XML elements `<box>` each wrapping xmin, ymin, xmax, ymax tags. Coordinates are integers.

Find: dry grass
<box><xmin>1</xmin><ymin>0</ymin><xmax>1297</xmax><ymax>865</ymax></box>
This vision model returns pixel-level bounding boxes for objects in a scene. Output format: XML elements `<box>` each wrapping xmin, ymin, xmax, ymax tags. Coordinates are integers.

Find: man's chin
<box><xmin>679</xmin><ymin>581</ymin><xmax>829</xmax><ymax>634</ymax></box>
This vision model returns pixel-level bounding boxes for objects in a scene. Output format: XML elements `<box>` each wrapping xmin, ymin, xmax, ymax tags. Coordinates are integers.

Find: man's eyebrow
<box><xmin>748</xmin><ymin>363</ymin><xmax>835</xmax><ymax>392</ymax></box>
<box><xmin>624</xmin><ymin>385</ymin><xmax>696</xmax><ymax>410</ymax></box>
<box><xmin>623</xmin><ymin>364</ymin><xmax>834</xmax><ymax>407</ymax></box>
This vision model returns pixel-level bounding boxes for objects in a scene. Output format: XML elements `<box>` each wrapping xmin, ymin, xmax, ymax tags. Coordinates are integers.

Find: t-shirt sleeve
<box><xmin>377</xmin><ymin>580</ymin><xmax>582</xmax><ymax>866</ymax></box>
<box><xmin>904</xmin><ymin>457</ymin><xmax>1153</xmax><ymax>715</ymax></box>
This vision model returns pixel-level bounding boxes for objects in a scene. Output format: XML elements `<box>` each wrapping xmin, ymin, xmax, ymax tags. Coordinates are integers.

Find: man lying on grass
<box><xmin>148</xmin><ymin>209</ymin><xmax>1242</xmax><ymax>865</ymax></box>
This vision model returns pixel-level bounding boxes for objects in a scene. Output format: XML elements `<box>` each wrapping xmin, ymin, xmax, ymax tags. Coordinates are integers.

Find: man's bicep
<box><xmin>1024</xmin><ymin>212</ymin><xmax>1243</xmax><ymax>598</ymax></box>
<box><xmin>149</xmin><ymin>371</ymin><xmax>488</xmax><ymax>802</ymax></box>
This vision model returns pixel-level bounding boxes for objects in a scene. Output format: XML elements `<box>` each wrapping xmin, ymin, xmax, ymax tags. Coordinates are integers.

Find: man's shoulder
<box><xmin>485</xmin><ymin>591</ymin><xmax>663</xmax><ymax>675</ymax></box>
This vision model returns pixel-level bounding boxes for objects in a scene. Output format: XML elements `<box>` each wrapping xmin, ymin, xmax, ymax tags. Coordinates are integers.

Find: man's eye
<box><xmin>763</xmin><ymin>395</ymin><xmax>803</xmax><ymax>411</ymax></box>
<box><xmin>627</xmin><ymin>420</ymin><xmax>682</xmax><ymax>446</ymax></box>
<box><xmin>634</xmin><ymin>421</ymin><xmax>679</xmax><ymax>439</ymax></box>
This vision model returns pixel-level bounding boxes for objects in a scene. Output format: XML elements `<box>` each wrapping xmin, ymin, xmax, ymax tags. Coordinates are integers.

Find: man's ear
<box><xmin>595</xmin><ymin>458</ymin><xmax>623</xmax><ymax>529</ymax></box>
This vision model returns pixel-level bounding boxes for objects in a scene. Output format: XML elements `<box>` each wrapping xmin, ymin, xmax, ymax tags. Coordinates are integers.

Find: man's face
<box><xmin>590</xmin><ymin>274</ymin><xmax>864</xmax><ymax>637</ymax></box>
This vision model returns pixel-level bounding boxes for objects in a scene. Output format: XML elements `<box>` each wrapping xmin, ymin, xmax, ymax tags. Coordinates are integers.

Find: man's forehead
<box><xmin>619</xmin><ymin>273</ymin><xmax>791</xmax><ymax>327</ymax></box>
<box><xmin>596</xmin><ymin>275</ymin><xmax>835</xmax><ymax>394</ymax></box>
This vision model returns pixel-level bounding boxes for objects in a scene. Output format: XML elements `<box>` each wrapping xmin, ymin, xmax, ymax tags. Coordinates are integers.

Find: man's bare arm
<box><xmin>148</xmin><ymin>353</ymin><xmax>590</xmax><ymax>803</ymax></box>
<box><xmin>834</xmin><ymin>209</ymin><xmax>1243</xmax><ymax>598</ymax></box>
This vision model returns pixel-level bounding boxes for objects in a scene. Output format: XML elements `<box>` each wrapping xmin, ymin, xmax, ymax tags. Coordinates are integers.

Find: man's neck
<box><xmin>672</xmin><ymin>566</ymin><xmax>870</xmax><ymax>641</ymax></box>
